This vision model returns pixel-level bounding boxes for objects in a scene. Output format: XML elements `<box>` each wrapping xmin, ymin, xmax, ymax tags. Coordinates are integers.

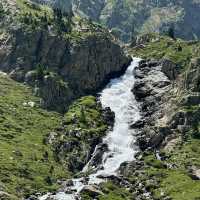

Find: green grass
<box><xmin>99</xmin><ymin>182</ymin><xmax>132</xmax><ymax>200</ymax></box>
<box><xmin>16</xmin><ymin>0</ymin><xmax>54</xmax><ymax>29</ymax></box>
<box><xmin>157</xmin><ymin>138</ymin><xmax>200</xmax><ymax>200</ymax></box>
<box><xmin>130</xmin><ymin>34</ymin><xmax>200</xmax><ymax>71</ymax></box>
<box><xmin>65</xmin><ymin>96</ymin><xmax>107</xmax><ymax>132</ymax></box>
<box><xmin>144</xmin><ymin>154</ymin><xmax>166</xmax><ymax>169</ymax></box>
<box><xmin>0</xmin><ymin>75</ymin><xmax>109</xmax><ymax>199</ymax></box>
<box><xmin>81</xmin><ymin>181</ymin><xmax>132</xmax><ymax>200</ymax></box>
<box><xmin>154</xmin><ymin>170</ymin><xmax>200</xmax><ymax>200</ymax></box>
<box><xmin>15</xmin><ymin>0</ymin><xmax>110</xmax><ymax>42</ymax></box>
<box><xmin>140</xmin><ymin>134</ymin><xmax>200</xmax><ymax>200</ymax></box>
<box><xmin>0</xmin><ymin>75</ymin><xmax>70</xmax><ymax>199</ymax></box>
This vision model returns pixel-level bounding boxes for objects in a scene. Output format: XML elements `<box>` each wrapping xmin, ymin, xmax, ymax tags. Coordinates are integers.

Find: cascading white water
<box><xmin>39</xmin><ymin>58</ymin><xmax>141</xmax><ymax>200</ymax></box>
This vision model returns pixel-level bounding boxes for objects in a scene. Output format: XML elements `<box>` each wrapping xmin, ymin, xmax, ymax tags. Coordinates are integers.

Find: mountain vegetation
<box><xmin>73</xmin><ymin>0</ymin><xmax>200</xmax><ymax>42</ymax></box>
<box><xmin>0</xmin><ymin>0</ymin><xmax>200</xmax><ymax>200</ymax></box>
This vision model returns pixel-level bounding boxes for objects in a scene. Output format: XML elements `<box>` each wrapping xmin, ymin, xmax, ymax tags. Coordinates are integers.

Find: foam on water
<box><xmin>39</xmin><ymin>57</ymin><xmax>141</xmax><ymax>200</ymax></box>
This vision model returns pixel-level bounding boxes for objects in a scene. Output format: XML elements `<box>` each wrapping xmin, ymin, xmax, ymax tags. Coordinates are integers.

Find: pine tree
<box><xmin>168</xmin><ymin>25</ymin><xmax>175</xmax><ymax>40</ymax></box>
<box><xmin>80</xmin><ymin>106</ymin><xmax>86</xmax><ymax>123</ymax></box>
<box><xmin>36</xmin><ymin>64</ymin><xmax>46</xmax><ymax>80</ymax></box>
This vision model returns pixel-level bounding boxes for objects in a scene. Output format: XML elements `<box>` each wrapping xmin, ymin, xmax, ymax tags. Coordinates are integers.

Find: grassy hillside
<box><xmin>130</xmin><ymin>33</ymin><xmax>200</xmax><ymax>70</ymax></box>
<box><xmin>0</xmin><ymin>73</ymin><xmax>108</xmax><ymax>199</ymax></box>
<box><xmin>0</xmin><ymin>74</ymin><xmax>67</xmax><ymax>199</ymax></box>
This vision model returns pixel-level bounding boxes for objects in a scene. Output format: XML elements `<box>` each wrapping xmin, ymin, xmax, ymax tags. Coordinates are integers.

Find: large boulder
<box><xmin>132</xmin><ymin>81</ymin><xmax>152</xmax><ymax>101</ymax></box>
<box><xmin>85</xmin><ymin>143</ymin><xmax>108</xmax><ymax>169</ymax></box>
<box><xmin>160</xmin><ymin>59</ymin><xmax>178</xmax><ymax>80</ymax></box>
<box><xmin>189</xmin><ymin>166</ymin><xmax>200</xmax><ymax>180</ymax></box>
<box><xmin>80</xmin><ymin>185</ymin><xmax>103</xmax><ymax>198</ymax></box>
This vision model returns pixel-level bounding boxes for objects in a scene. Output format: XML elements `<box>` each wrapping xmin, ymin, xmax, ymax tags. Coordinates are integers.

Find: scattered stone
<box><xmin>9</xmin><ymin>67</ymin><xmax>25</xmax><ymax>82</ymax></box>
<box><xmin>61</xmin><ymin>179</ymin><xmax>74</xmax><ymax>187</ymax></box>
<box><xmin>46</xmin><ymin>132</ymin><xmax>58</xmax><ymax>144</ymax></box>
<box><xmin>23</xmin><ymin>101</ymin><xmax>35</xmax><ymax>107</ymax></box>
<box><xmin>0</xmin><ymin>191</ymin><xmax>12</xmax><ymax>199</ymax></box>
<box><xmin>0</xmin><ymin>71</ymin><xmax>7</xmax><ymax>76</ymax></box>
<box><xmin>189</xmin><ymin>166</ymin><xmax>200</xmax><ymax>180</ymax></box>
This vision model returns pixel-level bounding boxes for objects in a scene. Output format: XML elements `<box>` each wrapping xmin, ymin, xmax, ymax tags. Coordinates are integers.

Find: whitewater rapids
<box><xmin>39</xmin><ymin>57</ymin><xmax>141</xmax><ymax>200</ymax></box>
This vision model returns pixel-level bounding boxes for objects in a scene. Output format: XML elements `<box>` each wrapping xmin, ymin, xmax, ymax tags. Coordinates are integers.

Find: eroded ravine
<box><xmin>40</xmin><ymin>58</ymin><xmax>141</xmax><ymax>200</ymax></box>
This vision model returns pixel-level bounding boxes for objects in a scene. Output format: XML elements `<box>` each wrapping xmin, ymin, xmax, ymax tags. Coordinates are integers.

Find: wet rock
<box><xmin>147</xmin><ymin>60</ymin><xmax>159</xmax><ymax>68</ymax></box>
<box><xmin>132</xmin><ymin>81</ymin><xmax>152</xmax><ymax>101</ymax></box>
<box><xmin>130</xmin><ymin>120</ymin><xmax>145</xmax><ymax>129</ymax></box>
<box><xmin>68</xmin><ymin>155</ymin><xmax>85</xmax><ymax>172</ymax></box>
<box><xmin>97</xmin><ymin>174</ymin><xmax>123</xmax><ymax>183</ymax></box>
<box><xmin>134</xmin><ymin>69</ymin><xmax>145</xmax><ymax>79</ymax></box>
<box><xmin>86</xmin><ymin>143</ymin><xmax>108</xmax><ymax>168</ymax></box>
<box><xmin>62</xmin><ymin>179</ymin><xmax>74</xmax><ymax>187</ymax></box>
<box><xmin>27</xmin><ymin>195</ymin><xmax>38</xmax><ymax>200</ymax></box>
<box><xmin>102</xmin><ymin>107</ymin><xmax>115</xmax><ymax>127</ymax></box>
<box><xmin>80</xmin><ymin>185</ymin><xmax>103</xmax><ymax>197</ymax></box>
<box><xmin>137</xmin><ymin>135</ymin><xmax>149</xmax><ymax>151</ymax></box>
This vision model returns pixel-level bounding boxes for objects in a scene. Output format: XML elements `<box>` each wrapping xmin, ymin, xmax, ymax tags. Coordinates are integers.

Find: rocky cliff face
<box><xmin>71</xmin><ymin>0</ymin><xmax>200</xmax><ymax>42</ymax></box>
<box><xmin>0</xmin><ymin>0</ymin><xmax>131</xmax><ymax>112</ymax></box>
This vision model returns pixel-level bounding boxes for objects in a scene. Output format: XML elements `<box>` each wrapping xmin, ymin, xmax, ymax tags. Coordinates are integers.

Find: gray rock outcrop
<box><xmin>0</xmin><ymin>1</ymin><xmax>131</xmax><ymax>112</ymax></box>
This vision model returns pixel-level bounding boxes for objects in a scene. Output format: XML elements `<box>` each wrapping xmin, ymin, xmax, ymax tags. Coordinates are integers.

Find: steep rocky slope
<box><xmin>78</xmin><ymin>34</ymin><xmax>200</xmax><ymax>200</ymax></box>
<box><xmin>0</xmin><ymin>0</ymin><xmax>131</xmax><ymax>112</ymax></box>
<box><xmin>1</xmin><ymin>1</ymin><xmax>200</xmax><ymax>200</ymax></box>
<box><xmin>72</xmin><ymin>0</ymin><xmax>200</xmax><ymax>42</ymax></box>
<box><xmin>117</xmin><ymin>34</ymin><xmax>200</xmax><ymax>200</ymax></box>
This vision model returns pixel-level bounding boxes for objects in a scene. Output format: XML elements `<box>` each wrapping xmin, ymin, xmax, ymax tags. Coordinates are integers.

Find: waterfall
<box><xmin>39</xmin><ymin>57</ymin><xmax>141</xmax><ymax>200</ymax></box>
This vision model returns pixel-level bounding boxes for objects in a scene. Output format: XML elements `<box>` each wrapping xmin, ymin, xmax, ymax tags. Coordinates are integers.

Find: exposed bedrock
<box><xmin>0</xmin><ymin>28</ymin><xmax>131</xmax><ymax>111</ymax></box>
<box><xmin>132</xmin><ymin>59</ymin><xmax>178</xmax><ymax>150</ymax></box>
<box><xmin>132</xmin><ymin>57</ymin><xmax>200</xmax><ymax>151</ymax></box>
